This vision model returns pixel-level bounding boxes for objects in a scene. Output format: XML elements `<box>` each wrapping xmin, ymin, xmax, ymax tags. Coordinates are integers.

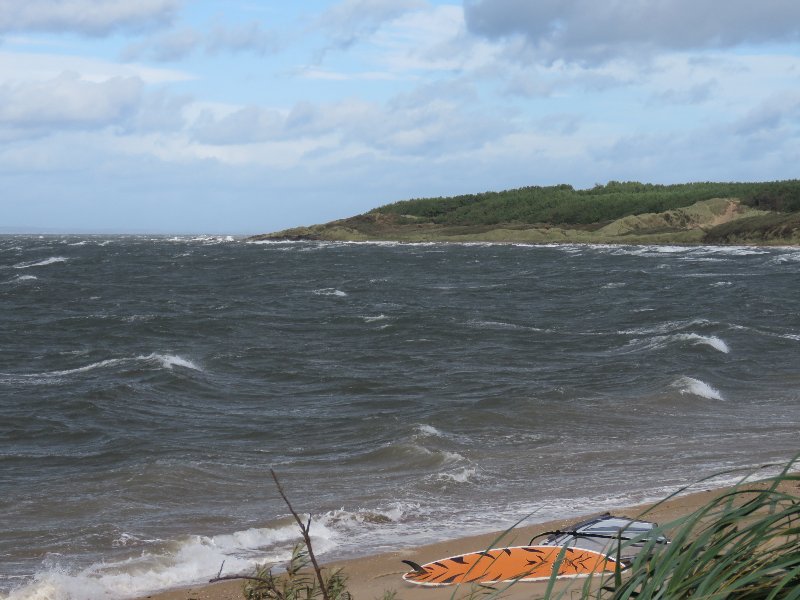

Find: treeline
<box><xmin>372</xmin><ymin>180</ymin><xmax>800</xmax><ymax>226</ymax></box>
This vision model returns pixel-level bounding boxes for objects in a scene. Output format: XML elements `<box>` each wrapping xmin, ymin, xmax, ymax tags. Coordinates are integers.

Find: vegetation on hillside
<box><xmin>371</xmin><ymin>180</ymin><xmax>800</xmax><ymax>227</ymax></box>
<box><xmin>252</xmin><ymin>179</ymin><xmax>800</xmax><ymax>244</ymax></box>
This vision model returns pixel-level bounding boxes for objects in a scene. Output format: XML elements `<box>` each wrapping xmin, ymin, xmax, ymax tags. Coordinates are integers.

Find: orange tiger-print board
<box><xmin>402</xmin><ymin>545</ymin><xmax>617</xmax><ymax>586</ymax></box>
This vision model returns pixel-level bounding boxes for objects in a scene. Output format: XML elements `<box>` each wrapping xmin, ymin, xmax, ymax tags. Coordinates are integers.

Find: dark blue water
<box><xmin>1</xmin><ymin>236</ymin><xmax>798</xmax><ymax>599</ymax></box>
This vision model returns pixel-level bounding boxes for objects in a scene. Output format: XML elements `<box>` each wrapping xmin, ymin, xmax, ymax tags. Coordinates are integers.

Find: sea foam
<box><xmin>2</xmin><ymin>522</ymin><xmax>335</xmax><ymax>600</ymax></box>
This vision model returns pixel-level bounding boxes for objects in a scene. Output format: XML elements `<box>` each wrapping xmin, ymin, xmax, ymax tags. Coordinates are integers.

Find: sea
<box><xmin>1</xmin><ymin>235</ymin><xmax>798</xmax><ymax>600</ymax></box>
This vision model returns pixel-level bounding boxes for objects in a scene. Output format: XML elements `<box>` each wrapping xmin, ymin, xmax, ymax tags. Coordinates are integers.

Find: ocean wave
<box><xmin>620</xmin><ymin>333</ymin><xmax>729</xmax><ymax>355</ymax></box>
<box><xmin>320</xmin><ymin>502</ymin><xmax>419</xmax><ymax>529</ymax></box>
<box><xmin>1</xmin><ymin>274</ymin><xmax>38</xmax><ymax>285</ymax></box>
<box><xmin>312</xmin><ymin>288</ymin><xmax>347</xmax><ymax>297</ymax></box>
<box><xmin>770</xmin><ymin>250</ymin><xmax>800</xmax><ymax>264</ymax></box>
<box><xmin>678</xmin><ymin>333</ymin><xmax>729</xmax><ymax>353</ymax></box>
<box><xmin>619</xmin><ymin>318</ymin><xmax>713</xmax><ymax>336</ymax></box>
<box><xmin>466</xmin><ymin>319</ymin><xmax>543</xmax><ymax>332</ymax></box>
<box><xmin>2</xmin><ymin>521</ymin><xmax>334</xmax><ymax>600</ymax></box>
<box><xmin>673</xmin><ymin>376</ymin><xmax>724</xmax><ymax>400</ymax></box>
<box><xmin>142</xmin><ymin>354</ymin><xmax>201</xmax><ymax>371</ymax></box>
<box><xmin>12</xmin><ymin>257</ymin><xmax>68</xmax><ymax>269</ymax></box>
<box><xmin>414</xmin><ymin>424</ymin><xmax>445</xmax><ymax>438</ymax></box>
<box><xmin>436</xmin><ymin>467</ymin><xmax>480</xmax><ymax>484</ymax></box>
<box><xmin>412</xmin><ymin>424</ymin><xmax>471</xmax><ymax>444</ymax></box>
<box><xmin>729</xmin><ymin>324</ymin><xmax>800</xmax><ymax>343</ymax></box>
<box><xmin>361</xmin><ymin>314</ymin><xmax>388</xmax><ymax>322</ymax></box>
<box><xmin>0</xmin><ymin>354</ymin><xmax>201</xmax><ymax>384</ymax></box>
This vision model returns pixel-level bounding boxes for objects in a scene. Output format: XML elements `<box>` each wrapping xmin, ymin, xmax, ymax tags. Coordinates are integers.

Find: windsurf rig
<box><xmin>531</xmin><ymin>512</ymin><xmax>669</xmax><ymax>565</ymax></box>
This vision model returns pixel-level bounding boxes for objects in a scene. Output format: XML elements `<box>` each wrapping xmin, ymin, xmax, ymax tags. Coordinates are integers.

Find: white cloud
<box><xmin>0</xmin><ymin>72</ymin><xmax>143</xmax><ymax>129</ymax></box>
<box><xmin>122</xmin><ymin>21</ymin><xmax>281</xmax><ymax>62</ymax></box>
<box><xmin>733</xmin><ymin>92</ymin><xmax>800</xmax><ymax>136</ymax></box>
<box><xmin>372</xmin><ymin>5</ymin><xmax>495</xmax><ymax>73</ymax></box>
<box><xmin>192</xmin><ymin>105</ymin><xmax>286</xmax><ymax>145</ymax></box>
<box><xmin>0</xmin><ymin>50</ymin><xmax>194</xmax><ymax>84</ymax></box>
<box><xmin>463</xmin><ymin>0</ymin><xmax>800</xmax><ymax>64</ymax></box>
<box><xmin>0</xmin><ymin>0</ymin><xmax>181</xmax><ymax>36</ymax></box>
<box><xmin>317</xmin><ymin>0</ymin><xmax>426</xmax><ymax>50</ymax></box>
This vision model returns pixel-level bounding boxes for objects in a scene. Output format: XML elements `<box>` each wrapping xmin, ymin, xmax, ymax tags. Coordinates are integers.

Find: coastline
<box><xmin>249</xmin><ymin>197</ymin><xmax>800</xmax><ymax>247</ymax></box>
<box><xmin>138</xmin><ymin>478</ymin><xmax>799</xmax><ymax>600</ymax></box>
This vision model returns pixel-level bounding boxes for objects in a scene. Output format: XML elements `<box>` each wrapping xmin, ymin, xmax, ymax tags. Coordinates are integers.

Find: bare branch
<box><xmin>271</xmin><ymin>469</ymin><xmax>331</xmax><ymax>600</ymax></box>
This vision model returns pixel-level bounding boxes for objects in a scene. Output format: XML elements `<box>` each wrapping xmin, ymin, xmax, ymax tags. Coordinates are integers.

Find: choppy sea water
<box><xmin>1</xmin><ymin>236</ymin><xmax>798</xmax><ymax>600</ymax></box>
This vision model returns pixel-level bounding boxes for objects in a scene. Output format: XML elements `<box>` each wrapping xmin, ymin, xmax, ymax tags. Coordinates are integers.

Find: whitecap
<box><xmin>620</xmin><ymin>319</ymin><xmax>712</xmax><ymax>336</ymax></box>
<box><xmin>467</xmin><ymin>320</ymin><xmax>542</xmax><ymax>332</ymax></box>
<box><xmin>436</xmin><ymin>467</ymin><xmax>479</xmax><ymax>484</ymax></box>
<box><xmin>312</xmin><ymin>288</ymin><xmax>347</xmax><ymax>297</ymax></box>
<box><xmin>34</xmin><ymin>358</ymin><xmax>130</xmax><ymax>378</ymax></box>
<box><xmin>361</xmin><ymin>314</ymin><xmax>388</xmax><ymax>322</ymax></box>
<box><xmin>2</xmin><ymin>354</ymin><xmax>200</xmax><ymax>384</ymax></box>
<box><xmin>3</xmin><ymin>522</ymin><xmax>334</xmax><ymax>600</ymax></box>
<box><xmin>139</xmin><ymin>354</ymin><xmax>201</xmax><ymax>371</ymax></box>
<box><xmin>13</xmin><ymin>256</ymin><xmax>68</xmax><ymax>269</ymax></box>
<box><xmin>415</xmin><ymin>424</ymin><xmax>444</xmax><ymax>437</ymax></box>
<box><xmin>675</xmin><ymin>333</ymin><xmax>730</xmax><ymax>354</ymax></box>
<box><xmin>1</xmin><ymin>275</ymin><xmax>38</xmax><ymax>285</ymax></box>
<box><xmin>320</xmin><ymin>503</ymin><xmax>418</xmax><ymax>528</ymax></box>
<box><xmin>620</xmin><ymin>332</ymin><xmax>729</xmax><ymax>354</ymax></box>
<box><xmin>674</xmin><ymin>376</ymin><xmax>724</xmax><ymax>400</ymax></box>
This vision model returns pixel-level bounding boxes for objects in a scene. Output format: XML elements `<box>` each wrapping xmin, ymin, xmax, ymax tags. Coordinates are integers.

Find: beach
<box><xmin>138</xmin><ymin>477</ymin><xmax>799</xmax><ymax>600</ymax></box>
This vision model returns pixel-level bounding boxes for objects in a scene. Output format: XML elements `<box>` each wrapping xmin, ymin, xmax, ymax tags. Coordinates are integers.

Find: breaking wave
<box><xmin>621</xmin><ymin>333</ymin><xmax>729</xmax><ymax>354</ymax></box>
<box><xmin>313</xmin><ymin>288</ymin><xmax>347</xmax><ymax>297</ymax></box>
<box><xmin>2</xmin><ymin>522</ymin><xmax>334</xmax><ymax>600</ymax></box>
<box><xmin>2</xmin><ymin>275</ymin><xmax>38</xmax><ymax>285</ymax></box>
<box><xmin>674</xmin><ymin>376</ymin><xmax>724</xmax><ymax>400</ymax></box>
<box><xmin>0</xmin><ymin>354</ymin><xmax>201</xmax><ymax>384</ymax></box>
<box><xmin>676</xmin><ymin>333</ymin><xmax>729</xmax><ymax>353</ymax></box>
<box><xmin>436</xmin><ymin>467</ymin><xmax>480</xmax><ymax>484</ymax></box>
<box><xmin>13</xmin><ymin>257</ymin><xmax>68</xmax><ymax>269</ymax></box>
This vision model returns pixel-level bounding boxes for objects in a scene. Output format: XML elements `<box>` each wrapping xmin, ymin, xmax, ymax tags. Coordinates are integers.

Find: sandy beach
<box><xmin>137</xmin><ymin>478</ymin><xmax>799</xmax><ymax>600</ymax></box>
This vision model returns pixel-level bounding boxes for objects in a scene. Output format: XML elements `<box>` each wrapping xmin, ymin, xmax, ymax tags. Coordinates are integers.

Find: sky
<box><xmin>1</xmin><ymin>1</ymin><xmax>800</xmax><ymax>234</ymax></box>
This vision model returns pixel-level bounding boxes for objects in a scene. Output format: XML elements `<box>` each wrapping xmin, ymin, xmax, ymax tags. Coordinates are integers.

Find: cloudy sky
<box><xmin>2</xmin><ymin>0</ymin><xmax>800</xmax><ymax>233</ymax></box>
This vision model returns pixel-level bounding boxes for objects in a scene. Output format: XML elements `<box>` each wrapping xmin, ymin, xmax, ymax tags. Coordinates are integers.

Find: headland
<box><xmin>250</xmin><ymin>181</ymin><xmax>800</xmax><ymax>245</ymax></box>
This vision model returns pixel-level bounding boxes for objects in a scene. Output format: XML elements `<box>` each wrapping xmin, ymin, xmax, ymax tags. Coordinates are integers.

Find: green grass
<box><xmin>547</xmin><ymin>457</ymin><xmax>800</xmax><ymax>600</ymax></box>
<box><xmin>434</xmin><ymin>457</ymin><xmax>800</xmax><ymax>600</ymax></box>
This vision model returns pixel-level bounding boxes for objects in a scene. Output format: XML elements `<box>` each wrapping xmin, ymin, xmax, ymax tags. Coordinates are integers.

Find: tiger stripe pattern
<box><xmin>402</xmin><ymin>545</ymin><xmax>617</xmax><ymax>586</ymax></box>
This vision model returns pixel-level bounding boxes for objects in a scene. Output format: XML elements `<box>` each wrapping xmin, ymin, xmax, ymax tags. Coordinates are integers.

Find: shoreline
<box><xmin>138</xmin><ymin>478</ymin><xmax>798</xmax><ymax>600</ymax></box>
<box><xmin>247</xmin><ymin>237</ymin><xmax>800</xmax><ymax>249</ymax></box>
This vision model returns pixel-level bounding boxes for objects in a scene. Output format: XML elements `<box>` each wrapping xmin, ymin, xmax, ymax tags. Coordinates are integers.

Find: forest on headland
<box><xmin>252</xmin><ymin>180</ymin><xmax>800</xmax><ymax>245</ymax></box>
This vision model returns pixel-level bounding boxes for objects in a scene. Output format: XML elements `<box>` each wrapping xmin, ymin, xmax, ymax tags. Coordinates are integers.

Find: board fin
<box><xmin>402</xmin><ymin>560</ymin><xmax>426</xmax><ymax>574</ymax></box>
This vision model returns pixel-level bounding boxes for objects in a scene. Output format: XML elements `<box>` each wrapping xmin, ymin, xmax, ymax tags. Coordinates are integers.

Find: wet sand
<box><xmin>138</xmin><ymin>480</ymin><xmax>798</xmax><ymax>600</ymax></box>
